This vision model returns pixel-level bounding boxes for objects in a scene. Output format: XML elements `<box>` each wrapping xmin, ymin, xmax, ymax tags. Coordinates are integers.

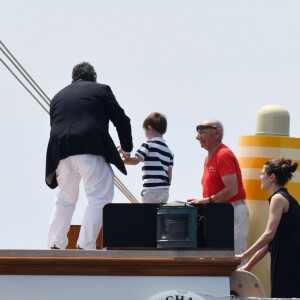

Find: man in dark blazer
<box><xmin>46</xmin><ymin>62</ymin><xmax>133</xmax><ymax>250</ymax></box>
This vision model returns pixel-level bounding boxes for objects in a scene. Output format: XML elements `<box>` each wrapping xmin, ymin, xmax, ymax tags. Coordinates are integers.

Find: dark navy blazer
<box><xmin>46</xmin><ymin>80</ymin><xmax>133</xmax><ymax>189</ymax></box>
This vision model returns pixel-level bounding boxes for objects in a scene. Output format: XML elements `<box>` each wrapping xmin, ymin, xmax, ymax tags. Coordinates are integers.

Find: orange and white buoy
<box><xmin>237</xmin><ymin>105</ymin><xmax>300</xmax><ymax>296</ymax></box>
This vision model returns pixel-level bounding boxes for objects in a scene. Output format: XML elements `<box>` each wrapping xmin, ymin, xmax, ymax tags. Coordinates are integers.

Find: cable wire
<box><xmin>0</xmin><ymin>41</ymin><xmax>139</xmax><ymax>204</ymax></box>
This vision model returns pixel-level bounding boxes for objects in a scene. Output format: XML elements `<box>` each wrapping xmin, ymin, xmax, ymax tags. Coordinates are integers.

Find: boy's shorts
<box><xmin>141</xmin><ymin>188</ymin><xmax>169</xmax><ymax>204</ymax></box>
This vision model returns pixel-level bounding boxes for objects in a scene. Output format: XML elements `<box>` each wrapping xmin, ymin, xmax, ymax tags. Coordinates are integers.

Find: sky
<box><xmin>1</xmin><ymin>0</ymin><xmax>300</xmax><ymax>249</ymax></box>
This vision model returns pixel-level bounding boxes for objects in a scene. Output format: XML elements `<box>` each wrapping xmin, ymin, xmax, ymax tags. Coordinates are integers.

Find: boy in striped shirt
<box><xmin>122</xmin><ymin>112</ymin><xmax>174</xmax><ymax>203</ymax></box>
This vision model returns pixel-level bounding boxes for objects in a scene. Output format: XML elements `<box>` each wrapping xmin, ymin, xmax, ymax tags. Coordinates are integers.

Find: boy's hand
<box><xmin>122</xmin><ymin>155</ymin><xmax>143</xmax><ymax>165</ymax></box>
<box><xmin>118</xmin><ymin>148</ymin><xmax>130</xmax><ymax>159</ymax></box>
<box><xmin>122</xmin><ymin>157</ymin><xmax>130</xmax><ymax>163</ymax></box>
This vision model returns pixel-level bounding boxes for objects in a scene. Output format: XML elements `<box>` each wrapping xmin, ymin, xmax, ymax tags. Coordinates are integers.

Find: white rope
<box><xmin>0</xmin><ymin>40</ymin><xmax>139</xmax><ymax>204</ymax></box>
<box><xmin>114</xmin><ymin>176</ymin><xmax>139</xmax><ymax>203</ymax></box>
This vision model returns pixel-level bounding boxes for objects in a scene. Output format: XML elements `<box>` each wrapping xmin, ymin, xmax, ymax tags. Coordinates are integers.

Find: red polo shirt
<box><xmin>201</xmin><ymin>144</ymin><xmax>246</xmax><ymax>203</ymax></box>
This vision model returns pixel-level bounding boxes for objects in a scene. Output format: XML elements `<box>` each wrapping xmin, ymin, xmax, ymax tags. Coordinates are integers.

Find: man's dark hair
<box><xmin>143</xmin><ymin>112</ymin><xmax>167</xmax><ymax>134</ymax></box>
<box><xmin>72</xmin><ymin>62</ymin><xmax>96</xmax><ymax>82</ymax></box>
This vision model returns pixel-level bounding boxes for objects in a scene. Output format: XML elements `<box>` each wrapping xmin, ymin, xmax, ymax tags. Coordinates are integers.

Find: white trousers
<box><xmin>233</xmin><ymin>201</ymin><xmax>249</xmax><ymax>265</ymax></box>
<box><xmin>48</xmin><ymin>154</ymin><xmax>114</xmax><ymax>250</ymax></box>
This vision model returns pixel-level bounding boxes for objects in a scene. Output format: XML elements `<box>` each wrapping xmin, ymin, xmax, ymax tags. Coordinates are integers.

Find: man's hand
<box><xmin>187</xmin><ymin>198</ymin><xmax>205</xmax><ymax>204</ymax></box>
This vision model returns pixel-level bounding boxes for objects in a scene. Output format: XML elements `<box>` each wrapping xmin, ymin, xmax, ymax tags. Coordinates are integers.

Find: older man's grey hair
<box><xmin>210</xmin><ymin>119</ymin><xmax>224</xmax><ymax>139</ymax></box>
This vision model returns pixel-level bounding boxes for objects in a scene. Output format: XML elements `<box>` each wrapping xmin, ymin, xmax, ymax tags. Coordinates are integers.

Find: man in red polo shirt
<box><xmin>188</xmin><ymin>119</ymin><xmax>249</xmax><ymax>257</ymax></box>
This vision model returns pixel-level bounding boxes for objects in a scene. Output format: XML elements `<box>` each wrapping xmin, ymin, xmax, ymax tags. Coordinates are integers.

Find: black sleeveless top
<box><xmin>268</xmin><ymin>188</ymin><xmax>300</xmax><ymax>298</ymax></box>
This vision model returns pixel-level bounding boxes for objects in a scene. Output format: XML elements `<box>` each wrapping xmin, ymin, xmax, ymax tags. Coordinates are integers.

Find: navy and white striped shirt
<box><xmin>136</xmin><ymin>137</ymin><xmax>174</xmax><ymax>189</ymax></box>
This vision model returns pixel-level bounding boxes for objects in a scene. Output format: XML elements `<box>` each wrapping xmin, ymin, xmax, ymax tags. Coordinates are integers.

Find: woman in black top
<box><xmin>237</xmin><ymin>158</ymin><xmax>300</xmax><ymax>298</ymax></box>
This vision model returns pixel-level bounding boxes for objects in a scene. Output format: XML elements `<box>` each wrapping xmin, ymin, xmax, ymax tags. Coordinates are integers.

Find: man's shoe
<box><xmin>77</xmin><ymin>245</ymin><xmax>99</xmax><ymax>250</ymax></box>
<box><xmin>50</xmin><ymin>245</ymin><xmax>60</xmax><ymax>249</ymax></box>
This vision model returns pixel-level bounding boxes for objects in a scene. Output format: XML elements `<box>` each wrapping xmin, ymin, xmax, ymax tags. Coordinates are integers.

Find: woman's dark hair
<box><xmin>72</xmin><ymin>62</ymin><xmax>96</xmax><ymax>82</ymax></box>
<box><xmin>265</xmin><ymin>158</ymin><xmax>298</xmax><ymax>186</ymax></box>
<box><xmin>143</xmin><ymin>112</ymin><xmax>167</xmax><ymax>134</ymax></box>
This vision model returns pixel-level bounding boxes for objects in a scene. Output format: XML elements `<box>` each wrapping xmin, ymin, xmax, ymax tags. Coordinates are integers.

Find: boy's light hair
<box><xmin>143</xmin><ymin>112</ymin><xmax>167</xmax><ymax>134</ymax></box>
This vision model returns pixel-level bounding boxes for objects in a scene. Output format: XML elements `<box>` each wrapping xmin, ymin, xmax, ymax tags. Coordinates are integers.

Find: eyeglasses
<box><xmin>196</xmin><ymin>125</ymin><xmax>218</xmax><ymax>131</ymax></box>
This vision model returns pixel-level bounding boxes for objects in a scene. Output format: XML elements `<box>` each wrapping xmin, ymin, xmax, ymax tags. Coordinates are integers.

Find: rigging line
<box><xmin>0</xmin><ymin>58</ymin><xmax>49</xmax><ymax>114</ymax></box>
<box><xmin>115</xmin><ymin>173</ymin><xmax>139</xmax><ymax>203</ymax></box>
<box><xmin>115</xmin><ymin>176</ymin><xmax>139</xmax><ymax>203</ymax></box>
<box><xmin>114</xmin><ymin>177</ymin><xmax>138</xmax><ymax>204</ymax></box>
<box><xmin>114</xmin><ymin>179</ymin><xmax>133</xmax><ymax>202</ymax></box>
<box><xmin>0</xmin><ymin>42</ymin><xmax>139</xmax><ymax>203</ymax></box>
<box><xmin>1</xmin><ymin>55</ymin><xmax>138</xmax><ymax>203</ymax></box>
<box><xmin>0</xmin><ymin>45</ymin><xmax>50</xmax><ymax>107</ymax></box>
<box><xmin>0</xmin><ymin>41</ymin><xmax>50</xmax><ymax>104</ymax></box>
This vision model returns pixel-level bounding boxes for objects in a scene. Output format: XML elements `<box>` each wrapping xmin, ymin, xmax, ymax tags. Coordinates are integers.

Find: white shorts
<box><xmin>141</xmin><ymin>188</ymin><xmax>169</xmax><ymax>204</ymax></box>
